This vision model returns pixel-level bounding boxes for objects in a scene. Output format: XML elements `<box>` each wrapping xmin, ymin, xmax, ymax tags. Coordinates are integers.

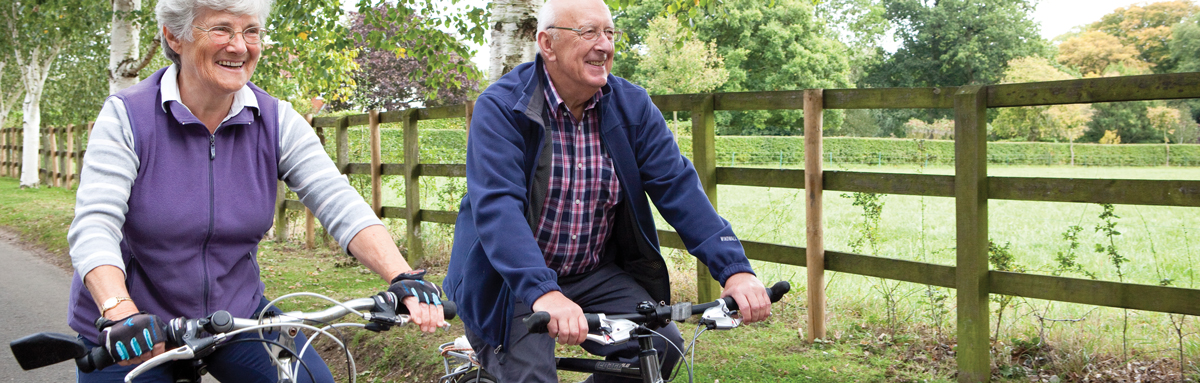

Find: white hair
<box><xmin>537</xmin><ymin>0</ymin><xmax>560</xmax><ymax>36</ymax></box>
<box><xmin>157</xmin><ymin>0</ymin><xmax>274</xmax><ymax>66</ymax></box>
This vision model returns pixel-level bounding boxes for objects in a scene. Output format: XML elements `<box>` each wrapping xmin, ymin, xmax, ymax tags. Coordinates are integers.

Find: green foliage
<box><xmin>1054</xmin><ymin>225</ymin><xmax>1096</xmax><ymax>279</ymax></box>
<box><xmin>1169</xmin><ymin>12</ymin><xmax>1200</xmax><ymax>73</ymax></box>
<box><xmin>252</xmin><ymin>0</ymin><xmax>487</xmax><ymax>102</ymax></box>
<box><xmin>632</xmin><ymin>15</ymin><xmax>728</xmax><ymax>95</ymax></box>
<box><xmin>1085</xmin><ymin>101</ymin><xmax>1161</xmax><ymax>144</ymax></box>
<box><xmin>863</xmin><ymin>0</ymin><xmax>1047</xmax><ymax>135</ymax></box>
<box><xmin>992</xmin><ymin>57</ymin><xmax>1093</xmax><ymax>142</ymax></box>
<box><xmin>614</xmin><ymin>0</ymin><xmax>852</xmax><ymax>135</ymax></box>
<box><xmin>1094</xmin><ymin>204</ymin><xmax>1126</xmax><ymax>282</ymax></box>
<box><xmin>843</xmin><ymin>192</ymin><xmax>884</xmax><ymax>255</ymax></box>
<box><xmin>867</xmin><ymin>0</ymin><xmax>1047</xmax><ymax>88</ymax></box>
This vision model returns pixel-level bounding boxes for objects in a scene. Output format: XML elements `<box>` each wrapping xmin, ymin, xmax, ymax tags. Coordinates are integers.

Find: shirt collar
<box><xmin>159</xmin><ymin>64</ymin><xmax>260</xmax><ymax>123</ymax></box>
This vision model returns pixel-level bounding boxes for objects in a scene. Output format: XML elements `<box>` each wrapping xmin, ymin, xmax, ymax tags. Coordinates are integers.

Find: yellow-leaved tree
<box><xmin>992</xmin><ymin>57</ymin><xmax>1094</xmax><ymax>164</ymax></box>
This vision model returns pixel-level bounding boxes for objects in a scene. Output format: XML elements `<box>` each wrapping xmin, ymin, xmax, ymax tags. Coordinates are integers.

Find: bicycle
<box><xmin>437</xmin><ymin>281</ymin><xmax>790</xmax><ymax>383</ymax></box>
<box><xmin>10</xmin><ymin>291</ymin><xmax>457</xmax><ymax>383</ymax></box>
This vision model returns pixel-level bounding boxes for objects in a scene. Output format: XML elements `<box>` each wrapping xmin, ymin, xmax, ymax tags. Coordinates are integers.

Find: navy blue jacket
<box><xmin>444</xmin><ymin>56</ymin><xmax>755</xmax><ymax>349</ymax></box>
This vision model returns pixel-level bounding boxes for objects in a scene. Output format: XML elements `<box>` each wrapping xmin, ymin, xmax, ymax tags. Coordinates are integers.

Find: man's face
<box><xmin>540</xmin><ymin>0</ymin><xmax>616</xmax><ymax>101</ymax></box>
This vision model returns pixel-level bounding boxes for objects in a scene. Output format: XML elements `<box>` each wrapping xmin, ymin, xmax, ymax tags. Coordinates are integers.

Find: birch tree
<box><xmin>0</xmin><ymin>60</ymin><xmax>25</xmax><ymax>131</ymax></box>
<box><xmin>3</xmin><ymin>0</ymin><xmax>104</xmax><ymax>187</ymax></box>
<box><xmin>109</xmin><ymin>0</ymin><xmax>160</xmax><ymax>94</ymax></box>
<box><xmin>487</xmin><ymin>0</ymin><xmax>540</xmax><ymax>82</ymax></box>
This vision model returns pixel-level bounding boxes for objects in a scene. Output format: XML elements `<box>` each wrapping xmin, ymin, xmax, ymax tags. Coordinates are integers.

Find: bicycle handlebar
<box><xmin>11</xmin><ymin>294</ymin><xmax>456</xmax><ymax>375</ymax></box>
<box><xmin>524</xmin><ymin>281</ymin><xmax>790</xmax><ymax>334</ymax></box>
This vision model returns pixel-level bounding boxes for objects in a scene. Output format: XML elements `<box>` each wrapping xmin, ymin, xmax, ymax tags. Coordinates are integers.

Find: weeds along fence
<box><xmin>273</xmin><ymin>72</ymin><xmax>1200</xmax><ymax>383</ymax></box>
<box><xmin>0</xmin><ymin>125</ymin><xmax>89</xmax><ymax>187</ymax></box>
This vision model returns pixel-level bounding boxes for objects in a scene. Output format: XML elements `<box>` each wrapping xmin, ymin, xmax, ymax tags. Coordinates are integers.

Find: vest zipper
<box><xmin>200</xmin><ymin>133</ymin><xmax>216</xmax><ymax>314</ymax></box>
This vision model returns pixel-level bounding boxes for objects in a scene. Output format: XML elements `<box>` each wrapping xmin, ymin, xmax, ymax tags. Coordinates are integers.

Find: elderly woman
<box><xmin>66</xmin><ymin>0</ymin><xmax>443</xmax><ymax>381</ymax></box>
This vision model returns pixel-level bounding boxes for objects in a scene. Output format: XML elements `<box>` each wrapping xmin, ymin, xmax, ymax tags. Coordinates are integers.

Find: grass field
<box><xmin>4</xmin><ymin>162</ymin><xmax>1200</xmax><ymax>381</ymax></box>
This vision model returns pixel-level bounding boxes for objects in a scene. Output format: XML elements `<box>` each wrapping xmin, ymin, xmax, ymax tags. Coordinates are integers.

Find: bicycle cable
<box><xmin>260</xmin><ymin>292</ymin><xmax>364</xmax><ymax>382</ymax></box>
<box><xmin>644</xmin><ymin>326</ymin><xmax>692</xmax><ymax>383</ymax></box>
<box><xmin>220</xmin><ymin>337</ymin><xmax>317</xmax><ymax>383</ymax></box>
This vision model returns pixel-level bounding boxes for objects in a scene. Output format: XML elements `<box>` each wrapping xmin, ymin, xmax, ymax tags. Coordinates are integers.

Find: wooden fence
<box><xmin>0</xmin><ymin>125</ymin><xmax>88</xmax><ymax>187</ymax></box>
<box><xmin>272</xmin><ymin>71</ymin><xmax>1200</xmax><ymax>382</ymax></box>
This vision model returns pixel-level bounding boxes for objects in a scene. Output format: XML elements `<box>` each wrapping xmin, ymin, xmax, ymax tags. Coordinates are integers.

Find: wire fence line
<box><xmin>716</xmin><ymin>150</ymin><xmax>1200</xmax><ymax>167</ymax></box>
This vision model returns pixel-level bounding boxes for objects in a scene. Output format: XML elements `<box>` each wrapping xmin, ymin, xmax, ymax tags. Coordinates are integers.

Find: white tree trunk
<box><xmin>16</xmin><ymin>45</ymin><xmax>62</xmax><ymax>188</ymax></box>
<box><xmin>109</xmin><ymin>0</ymin><xmax>142</xmax><ymax>93</ymax></box>
<box><xmin>487</xmin><ymin>0</ymin><xmax>540</xmax><ymax>82</ymax></box>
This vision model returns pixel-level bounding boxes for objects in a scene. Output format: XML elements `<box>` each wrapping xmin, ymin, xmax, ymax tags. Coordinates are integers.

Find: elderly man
<box><xmin>443</xmin><ymin>0</ymin><xmax>772</xmax><ymax>381</ymax></box>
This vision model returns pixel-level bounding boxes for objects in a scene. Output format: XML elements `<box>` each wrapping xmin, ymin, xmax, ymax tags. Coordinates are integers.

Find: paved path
<box><xmin>0</xmin><ymin>234</ymin><xmax>76</xmax><ymax>382</ymax></box>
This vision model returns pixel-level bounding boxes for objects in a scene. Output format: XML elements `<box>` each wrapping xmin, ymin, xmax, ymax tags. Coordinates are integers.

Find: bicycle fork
<box><xmin>635</xmin><ymin>328</ymin><xmax>662</xmax><ymax>383</ymax></box>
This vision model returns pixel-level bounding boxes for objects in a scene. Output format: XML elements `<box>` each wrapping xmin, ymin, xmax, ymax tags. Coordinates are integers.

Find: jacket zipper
<box><xmin>200</xmin><ymin>133</ymin><xmax>216</xmax><ymax>314</ymax></box>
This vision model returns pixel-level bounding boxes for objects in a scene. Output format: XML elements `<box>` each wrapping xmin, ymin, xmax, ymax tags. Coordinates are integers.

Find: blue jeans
<box><xmin>76</xmin><ymin>297</ymin><xmax>335</xmax><ymax>383</ymax></box>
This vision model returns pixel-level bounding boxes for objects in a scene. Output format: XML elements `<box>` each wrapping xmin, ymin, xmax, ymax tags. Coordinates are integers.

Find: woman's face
<box><xmin>165</xmin><ymin>9</ymin><xmax>262</xmax><ymax>96</ymax></box>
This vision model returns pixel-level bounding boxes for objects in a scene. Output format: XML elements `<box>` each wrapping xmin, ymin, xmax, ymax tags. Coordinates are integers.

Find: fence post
<box><xmin>403</xmin><ymin>109</ymin><xmax>425</xmax><ymax>267</ymax></box>
<box><xmin>803</xmin><ymin>89</ymin><xmax>827</xmax><ymax>342</ymax></box>
<box><xmin>53</xmin><ymin>127</ymin><xmax>63</xmax><ymax>187</ymax></box>
<box><xmin>464</xmin><ymin>100</ymin><xmax>474</xmax><ymax>144</ymax></box>
<box><xmin>336</xmin><ymin>117</ymin><xmax>350</xmax><ymax>174</ymax></box>
<box><xmin>1</xmin><ymin>128</ymin><xmax>8</xmax><ymax>177</ymax></box>
<box><xmin>369</xmin><ymin>110</ymin><xmax>383</xmax><ymax>218</ymax></box>
<box><xmin>691</xmin><ymin>94</ymin><xmax>721</xmax><ymax>303</ymax></box>
<box><xmin>41</xmin><ymin>128</ymin><xmax>51</xmax><ymax>185</ymax></box>
<box><xmin>65</xmin><ymin>124</ymin><xmax>75</xmax><ymax>188</ymax></box>
<box><xmin>304</xmin><ymin>114</ymin><xmax>316</xmax><ymax>249</ymax></box>
<box><xmin>954</xmin><ymin>85</ymin><xmax>990</xmax><ymax>383</ymax></box>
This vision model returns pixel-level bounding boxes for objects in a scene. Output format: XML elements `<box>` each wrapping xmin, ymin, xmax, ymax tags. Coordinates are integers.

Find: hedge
<box><xmin>334</xmin><ymin>126</ymin><xmax>1200</xmax><ymax>167</ymax></box>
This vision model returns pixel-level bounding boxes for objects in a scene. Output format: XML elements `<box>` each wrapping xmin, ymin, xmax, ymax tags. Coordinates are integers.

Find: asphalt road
<box><xmin>0</xmin><ymin>233</ymin><xmax>77</xmax><ymax>382</ymax></box>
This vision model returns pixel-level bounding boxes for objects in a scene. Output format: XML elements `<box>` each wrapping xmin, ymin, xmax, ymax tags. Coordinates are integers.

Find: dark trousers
<box><xmin>466</xmin><ymin>263</ymin><xmax>684</xmax><ymax>383</ymax></box>
<box><xmin>76</xmin><ymin>297</ymin><xmax>335</xmax><ymax>383</ymax></box>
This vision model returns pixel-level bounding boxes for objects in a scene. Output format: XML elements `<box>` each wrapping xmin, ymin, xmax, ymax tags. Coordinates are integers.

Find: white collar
<box><xmin>159</xmin><ymin>64</ymin><xmax>259</xmax><ymax>122</ymax></box>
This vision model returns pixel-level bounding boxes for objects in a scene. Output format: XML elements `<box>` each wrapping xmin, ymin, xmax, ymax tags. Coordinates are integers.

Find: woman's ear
<box><xmin>162</xmin><ymin>26</ymin><xmax>183</xmax><ymax>53</ymax></box>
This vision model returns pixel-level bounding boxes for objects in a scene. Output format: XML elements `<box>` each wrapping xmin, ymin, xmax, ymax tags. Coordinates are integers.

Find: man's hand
<box><xmin>531</xmin><ymin>291</ymin><xmax>588</xmax><ymax>345</ymax></box>
<box><xmin>400</xmin><ymin>296</ymin><xmax>447</xmax><ymax>333</ymax></box>
<box><xmin>387</xmin><ymin>269</ymin><xmax>447</xmax><ymax>333</ymax></box>
<box><xmin>722</xmin><ymin>273</ymin><xmax>771</xmax><ymax>323</ymax></box>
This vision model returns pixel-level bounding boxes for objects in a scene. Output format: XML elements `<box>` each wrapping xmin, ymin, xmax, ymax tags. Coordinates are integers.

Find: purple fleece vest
<box><xmin>68</xmin><ymin>67</ymin><xmax>280</xmax><ymax>342</ymax></box>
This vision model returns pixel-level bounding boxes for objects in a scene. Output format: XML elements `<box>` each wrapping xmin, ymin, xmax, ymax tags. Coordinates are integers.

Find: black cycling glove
<box><xmin>97</xmin><ymin>313</ymin><xmax>167</xmax><ymax>362</ymax></box>
<box><xmin>386</xmin><ymin>269</ymin><xmax>443</xmax><ymax>306</ymax></box>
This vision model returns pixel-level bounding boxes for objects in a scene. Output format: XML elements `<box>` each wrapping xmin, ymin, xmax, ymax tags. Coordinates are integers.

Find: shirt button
<box><xmin>577</xmin><ymin>162</ymin><xmax>583</xmax><ymax>169</ymax></box>
<box><xmin>572</xmin><ymin>235</ymin><xmax>578</xmax><ymax>240</ymax></box>
<box><xmin>575</xmin><ymin>199</ymin><xmax>582</xmax><ymax>204</ymax></box>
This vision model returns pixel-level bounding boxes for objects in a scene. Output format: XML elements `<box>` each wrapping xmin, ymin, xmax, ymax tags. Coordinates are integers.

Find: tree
<box><xmin>632</xmin><ymin>15</ymin><xmax>728</xmax><ymax>95</ymax></box>
<box><xmin>0</xmin><ymin>58</ymin><xmax>25</xmax><ymax>130</ymax></box>
<box><xmin>632</xmin><ymin>14</ymin><xmax>728</xmax><ymax>139</ymax></box>
<box><xmin>992</xmin><ymin>57</ymin><xmax>1093</xmax><ymax>144</ymax></box>
<box><xmin>487</xmin><ymin>0</ymin><xmax>539</xmax><ymax>82</ymax></box>
<box><xmin>862</xmin><ymin>0</ymin><xmax>1046</xmax><ymax>137</ymax></box>
<box><xmin>1147</xmin><ymin>105</ymin><xmax>1183</xmax><ymax>165</ymax></box>
<box><xmin>866</xmin><ymin>0</ymin><xmax>1046</xmax><ymax>88</ymax></box>
<box><xmin>253</xmin><ymin>0</ymin><xmax>487</xmax><ymax>104</ymax></box>
<box><xmin>1089</xmin><ymin>0</ymin><xmax>1199</xmax><ymax>73</ymax></box>
<box><xmin>3</xmin><ymin>0</ymin><xmax>106</xmax><ymax>187</ymax></box>
<box><xmin>1083</xmin><ymin>64</ymin><xmax>1160</xmax><ymax>144</ymax></box>
<box><xmin>1056</xmin><ymin>31</ymin><xmax>1145</xmax><ymax>76</ymax></box>
<box><xmin>341</xmin><ymin>6</ymin><xmax>482</xmax><ymax>111</ymax></box>
<box><xmin>108</xmin><ymin>0</ymin><xmax>159</xmax><ymax>93</ymax></box>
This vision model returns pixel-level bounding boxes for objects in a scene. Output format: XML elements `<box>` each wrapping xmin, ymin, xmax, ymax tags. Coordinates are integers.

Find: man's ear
<box><xmin>537</xmin><ymin>31</ymin><xmax>556</xmax><ymax>62</ymax></box>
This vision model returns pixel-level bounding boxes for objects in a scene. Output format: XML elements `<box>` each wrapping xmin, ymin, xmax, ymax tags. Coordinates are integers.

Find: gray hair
<box><xmin>157</xmin><ymin>0</ymin><xmax>274</xmax><ymax>66</ymax></box>
<box><xmin>537</xmin><ymin>0</ymin><xmax>559</xmax><ymax>37</ymax></box>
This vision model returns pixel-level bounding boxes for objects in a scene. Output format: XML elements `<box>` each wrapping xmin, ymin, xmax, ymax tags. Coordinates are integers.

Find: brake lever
<box><xmin>123</xmin><ymin>346</ymin><xmax>196</xmax><ymax>383</ymax></box>
<box><xmin>699</xmin><ymin>300</ymin><xmax>741</xmax><ymax>330</ymax></box>
<box><xmin>583</xmin><ymin>317</ymin><xmax>638</xmax><ymax>346</ymax></box>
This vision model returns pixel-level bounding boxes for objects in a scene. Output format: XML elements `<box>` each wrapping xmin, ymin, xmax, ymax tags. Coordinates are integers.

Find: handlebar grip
<box><xmin>75</xmin><ymin>346</ymin><xmax>115</xmax><ymax>373</ymax></box>
<box><xmin>523</xmin><ymin>312</ymin><xmax>601</xmax><ymax>333</ymax></box>
<box><xmin>524</xmin><ymin>311</ymin><xmax>551</xmax><ymax>333</ymax></box>
<box><xmin>719</xmin><ymin>280</ymin><xmax>792</xmax><ymax>311</ymax></box>
<box><xmin>441</xmin><ymin>300</ymin><xmax>457</xmax><ymax>320</ymax></box>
